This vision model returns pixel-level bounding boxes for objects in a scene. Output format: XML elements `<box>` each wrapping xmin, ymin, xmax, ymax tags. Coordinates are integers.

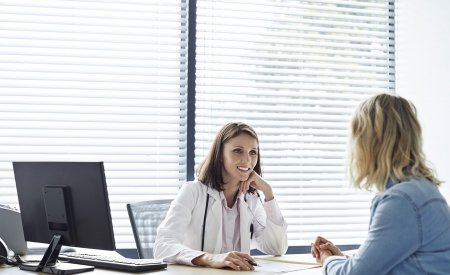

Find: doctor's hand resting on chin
<box><xmin>153</xmin><ymin>122</ymin><xmax>288</xmax><ymax>270</ymax></box>
<box><xmin>240</xmin><ymin>171</ymin><xmax>274</xmax><ymax>202</ymax></box>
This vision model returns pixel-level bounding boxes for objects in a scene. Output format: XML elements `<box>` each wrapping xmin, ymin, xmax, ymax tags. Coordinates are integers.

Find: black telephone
<box><xmin>0</xmin><ymin>237</ymin><xmax>24</xmax><ymax>267</ymax></box>
<box><xmin>0</xmin><ymin>237</ymin><xmax>10</xmax><ymax>264</ymax></box>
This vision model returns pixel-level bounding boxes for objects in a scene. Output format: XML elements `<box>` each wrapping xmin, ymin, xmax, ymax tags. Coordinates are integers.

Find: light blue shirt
<box><xmin>324</xmin><ymin>177</ymin><xmax>450</xmax><ymax>275</ymax></box>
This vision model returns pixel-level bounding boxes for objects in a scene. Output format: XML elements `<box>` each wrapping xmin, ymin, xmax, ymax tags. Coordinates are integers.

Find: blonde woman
<box><xmin>154</xmin><ymin>122</ymin><xmax>288</xmax><ymax>270</ymax></box>
<box><xmin>312</xmin><ymin>94</ymin><xmax>450</xmax><ymax>274</ymax></box>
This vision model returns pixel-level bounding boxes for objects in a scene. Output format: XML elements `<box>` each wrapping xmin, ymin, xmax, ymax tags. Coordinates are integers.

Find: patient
<box><xmin>312</xmin><ymin>93</ymin><xmax>450</xmax><ymax>274</ymax></box>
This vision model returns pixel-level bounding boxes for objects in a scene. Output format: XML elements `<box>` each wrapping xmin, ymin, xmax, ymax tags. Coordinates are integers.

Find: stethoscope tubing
<box><xmin>200</xmin><ymin>189</ymin><xmax>265</xmax><ymax>251</ymax></box>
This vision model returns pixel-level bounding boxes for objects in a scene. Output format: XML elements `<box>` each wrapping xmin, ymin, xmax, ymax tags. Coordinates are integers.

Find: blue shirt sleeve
<box><xmin>324</xmin><ymin>193</ymin><xmax>421</xmax><ymax>275</ymax></box>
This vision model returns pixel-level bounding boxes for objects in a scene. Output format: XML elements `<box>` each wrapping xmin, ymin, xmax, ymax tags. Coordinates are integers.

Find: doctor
<box><xmin>154</xmin><ymin>122</ymin><xmax>288</xmax><ymax>271</ymax></box>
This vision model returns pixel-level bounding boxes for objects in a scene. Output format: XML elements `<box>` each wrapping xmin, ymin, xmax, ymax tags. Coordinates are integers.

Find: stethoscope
<box><xmin>201</xmin><ymin>188</ymin><xmax>265</xmax><ymax>251</ymax></box>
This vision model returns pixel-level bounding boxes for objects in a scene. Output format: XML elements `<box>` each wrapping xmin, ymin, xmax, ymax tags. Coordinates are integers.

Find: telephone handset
<box><xmin>0</xmin><ymin>237</ymin><xmax>11</xmax><ymax>264</ymax></box>
<box><xmin>0</xmin><ymin>237</ymin><xmax>27</xmax><ymax>267</ymax></box>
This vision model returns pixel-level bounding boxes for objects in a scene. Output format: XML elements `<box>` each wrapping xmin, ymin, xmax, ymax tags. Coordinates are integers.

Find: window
<box><xmin>0</xmin><ymin>0</ymin><xmax>187</xmax><ymax>248</ymax></box>
<box><xmin>0</xmin><ymin>0</ymin><xmax>394</xmax><ymax>249</ymax></box>
<box><xmin>195</xmin><ymin>0</ymin><xmax>395</xmax><ymax>245</ymax></box>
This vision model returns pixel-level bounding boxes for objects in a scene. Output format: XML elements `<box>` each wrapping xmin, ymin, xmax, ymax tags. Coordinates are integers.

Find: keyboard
<box><xmin>58</xmin><ymin>252</ymin><xmax>167</xmax><ymax>272</ymax></box>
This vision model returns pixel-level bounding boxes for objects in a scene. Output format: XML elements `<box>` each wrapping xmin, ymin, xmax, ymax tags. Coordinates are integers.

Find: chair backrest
<box><xmin>126</xmin><ymin>199</ymin><xmax>171</xmax><ymax>259</ymax></box>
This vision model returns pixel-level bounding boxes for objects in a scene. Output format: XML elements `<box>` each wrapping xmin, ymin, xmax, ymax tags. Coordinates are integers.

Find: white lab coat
<box><xmin>154</xmin><ymin>181</ymin><xmax>288</xmax><ymax>262</ymax></box>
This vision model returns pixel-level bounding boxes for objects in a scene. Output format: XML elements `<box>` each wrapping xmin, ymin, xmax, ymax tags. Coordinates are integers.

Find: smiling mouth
<box><xmin>238</xmin><ymin>166</ymin><xmax>251</xmax><ymax>172</ymax></box>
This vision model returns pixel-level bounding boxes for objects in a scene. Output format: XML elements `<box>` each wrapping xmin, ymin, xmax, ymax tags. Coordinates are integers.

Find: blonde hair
<box><xmin>349</xmin><ymin>93</ymin><xmax>441</xmax><ymax>191</ymax></box>
<box><xmin>196</xmin><ymin>122</ymin><xmax>262</xmax><ymax>191</ymax></box>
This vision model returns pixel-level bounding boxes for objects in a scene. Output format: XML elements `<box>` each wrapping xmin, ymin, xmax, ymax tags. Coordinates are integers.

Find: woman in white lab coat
<box><xmin>154</xmin><ymin>122</ymin><xmax>288</xmax><ymax>271</ymax></box>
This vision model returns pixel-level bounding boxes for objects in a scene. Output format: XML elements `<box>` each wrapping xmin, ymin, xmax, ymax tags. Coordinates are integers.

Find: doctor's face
<box><xmin>221</xmin><ymin>133</ymin><xmax>258</xmax><ymax>185</ymax></box>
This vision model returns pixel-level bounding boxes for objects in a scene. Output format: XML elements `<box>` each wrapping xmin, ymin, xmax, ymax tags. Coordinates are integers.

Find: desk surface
<box><xmin>0</xmin><ymin>264</ymin><xmax>322</xmax><ymax>275</ymax></box>
<box><xmin>0</xmin><ymin>253</ymin><xmax>322</xmax><ymax>275</ymax></box>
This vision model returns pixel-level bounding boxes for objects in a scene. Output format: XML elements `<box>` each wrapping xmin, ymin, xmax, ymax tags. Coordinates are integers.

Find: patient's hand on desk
<box><xmin>311</xmin><ymin>236</ymin><xmax>344</xmax><ymax>266</ymax></box>
<box><xmin>192</xmin><ymin>251</ymin><xmax>256</xmax><ymax>271</ymax></box>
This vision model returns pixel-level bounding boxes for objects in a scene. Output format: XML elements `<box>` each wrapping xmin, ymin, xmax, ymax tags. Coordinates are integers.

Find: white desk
<box><xmin>0</xmin><ymin>264</ymin><xmax>322</xmax><ymax>275</ymax></box>
<box><xmin>1</xmin><ymin>253</ymin><xmax>322</xmax><ymax>275</ymax></box>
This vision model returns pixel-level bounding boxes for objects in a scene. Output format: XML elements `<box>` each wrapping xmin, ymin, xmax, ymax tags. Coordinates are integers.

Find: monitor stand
<box><xmin>19</xmin><ymin>235</ymin><xmax>94</xmax><ymax>275</ymax></box>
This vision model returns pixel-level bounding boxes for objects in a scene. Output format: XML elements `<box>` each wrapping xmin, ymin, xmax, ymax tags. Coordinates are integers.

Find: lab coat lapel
<box><xmin>239</xmin><ymin>193</ymin><xmax>251</xmax><ymax>253</ymax></box>
<box><xmin>205</xmin><ymin>188</ymin><xmax>222</xmax><ymax>253</ymax></box>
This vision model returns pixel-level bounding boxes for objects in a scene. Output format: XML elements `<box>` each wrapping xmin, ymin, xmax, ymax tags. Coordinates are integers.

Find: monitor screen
<box><xmin>13</xmin><ymin>162</ymin><xmax>115</xmax><ymax>251</ymax></box>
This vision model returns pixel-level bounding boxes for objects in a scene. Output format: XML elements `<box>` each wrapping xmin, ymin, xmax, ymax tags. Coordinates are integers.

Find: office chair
<box><xmin>126</xmin><ymin>200</ymin><xmax>171</xmax><ymax>259</ymax></box>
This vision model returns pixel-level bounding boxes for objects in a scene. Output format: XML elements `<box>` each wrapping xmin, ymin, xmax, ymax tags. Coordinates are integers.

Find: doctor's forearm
<box><xmin>263</xmin><ymin>187</ymin><xmax>274</xmax><ymax>201</ymax></box>
<box><xmin>191</xmin><ymin>253</ymin><xmax>208</xmax><ymax>266</ymax></box>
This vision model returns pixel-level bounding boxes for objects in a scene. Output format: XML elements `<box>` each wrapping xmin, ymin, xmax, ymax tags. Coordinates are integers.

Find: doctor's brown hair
<box><xmin>196</xmin><ymin>122</ymin><xmax>262</xmax><ymax>191</ymax></box>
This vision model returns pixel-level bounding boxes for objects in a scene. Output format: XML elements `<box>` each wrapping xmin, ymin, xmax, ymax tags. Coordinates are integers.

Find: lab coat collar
<box><xmin>206</xmin><ymin>186</ymin><xmax>221</xmax><ymax>201</ymax></box>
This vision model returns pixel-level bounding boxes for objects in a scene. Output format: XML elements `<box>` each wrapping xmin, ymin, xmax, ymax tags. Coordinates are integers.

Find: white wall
<box><xmin>395</xmin><ymin>0</ymin><xmax>450</xmax><ymax>200</ymax></box>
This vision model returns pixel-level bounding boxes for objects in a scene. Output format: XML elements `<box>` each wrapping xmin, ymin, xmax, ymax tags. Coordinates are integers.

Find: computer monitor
<box><xmin>12</xmin><ymin>161</ymin><xmax>116</xmax><ymax>274</ymax></box>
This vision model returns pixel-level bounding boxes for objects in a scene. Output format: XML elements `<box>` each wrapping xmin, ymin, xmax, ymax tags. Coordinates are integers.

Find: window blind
<box><xmin>195</xmin><ymin>0</ymin><xmax>395</xmax><ymax>245</ymax></box>
<box><xmin>0</xmin><ymin>0</ymin><xmax>188</xmax><ymax>248</ymax></box>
